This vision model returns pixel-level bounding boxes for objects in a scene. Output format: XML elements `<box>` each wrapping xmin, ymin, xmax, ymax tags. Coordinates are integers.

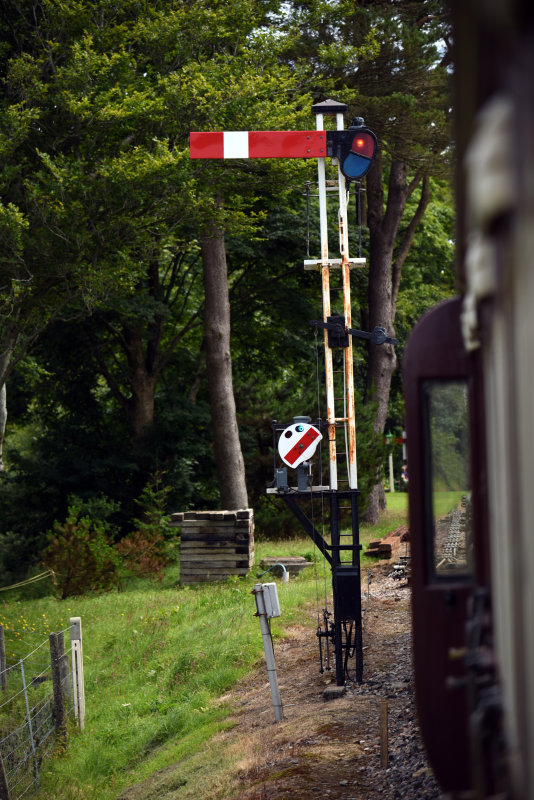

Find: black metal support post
<box><xmin>280</xmin><ymin>488</ymin><xmax>363</xmax><ymax>685</ymax></box>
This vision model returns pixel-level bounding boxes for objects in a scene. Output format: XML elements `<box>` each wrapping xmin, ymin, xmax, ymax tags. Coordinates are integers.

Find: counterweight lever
<box><xmin>311</xmin><ymin>315</ymin><xmax>398</xmax><ymax>347</ymax></box>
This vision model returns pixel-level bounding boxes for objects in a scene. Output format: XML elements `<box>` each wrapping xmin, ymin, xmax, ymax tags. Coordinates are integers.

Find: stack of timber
<box><xmin>170</xmin><ymin>509</ymin><xmax>254</xmax><ymax>584</ymax></box>
<box><xmin>364</xmin><ymin>525</ymin><xmax>410</xmax><ymax>560</ymax></box>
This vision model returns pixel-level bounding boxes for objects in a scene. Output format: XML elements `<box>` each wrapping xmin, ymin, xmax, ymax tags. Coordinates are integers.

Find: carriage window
<box><xmin>423</xmin><ymin>380</ymin><xmax>474</xmax><ymax>580</ymax></box>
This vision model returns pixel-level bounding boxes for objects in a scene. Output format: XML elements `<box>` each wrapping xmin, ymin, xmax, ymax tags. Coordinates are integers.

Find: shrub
<box><xmin>116</xmin><ymin>530</ymin><xmax>168</xmax><ymax>581</ymax></box>
<box><xmin>116</xmin><ymin>472</ymin><xmax>176</xmax><ymax>581</ymax></box>
<box><xmin>41</xmin><ymin>496</ymin><xmax>121</xmax><ymax>599</ymax></box>
<box><xmin>133</xmin><ymin>472</ymin><xmax>174</xmax><ymax>540</ymax></box>
<box><xmin>254</xmin><ymin>495</ymin><xmax>303</xmax><ymax>540</ymax></box>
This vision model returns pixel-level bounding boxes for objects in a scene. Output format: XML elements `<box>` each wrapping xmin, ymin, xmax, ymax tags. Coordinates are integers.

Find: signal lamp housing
<box><xmin>326</xmin><ymin>122</ymin><xmax>378</xmax><ymax>181</ymax></box>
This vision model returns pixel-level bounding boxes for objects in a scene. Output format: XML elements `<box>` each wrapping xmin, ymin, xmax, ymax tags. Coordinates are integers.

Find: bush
<box><xmin>115</xmin><ymin>473</ymin><xmax>176</xmax><ymax>582</ymax></box>
<box><xmin>116</xmin><ymin>530</ymin><xmax>168</xmax><ymax>581</ymax></box>
<box><xmin>41</xmin><ymin>496</ymin><xmax>121</xmax><ymax>599</ymax></box>
<box><xmin>254</xmin><ymin>495</ymin><xmax>304</xmax><ymax>540</ymax></box>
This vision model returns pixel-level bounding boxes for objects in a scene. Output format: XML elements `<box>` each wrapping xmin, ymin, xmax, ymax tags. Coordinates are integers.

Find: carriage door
<box><xmin>403</xmin><ymin>296</ymin><xmax>491</xmax><ymax>794</ymax></box>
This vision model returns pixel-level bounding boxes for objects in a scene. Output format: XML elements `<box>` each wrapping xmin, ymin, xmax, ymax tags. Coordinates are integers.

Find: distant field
<box><xmin>432</xmin><ymin>490</ymin><xmax>465</xmax><ymax>517</ymax></box>
<box><xmin>385</xmin><ymin>492</ymin><xmax>408</xmax><ymax>515</ymax></box>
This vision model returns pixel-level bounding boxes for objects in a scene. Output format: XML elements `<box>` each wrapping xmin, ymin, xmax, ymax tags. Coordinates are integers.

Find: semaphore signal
<box><xmin>190</xmin><ymin>125</ymin><xmax>376</xmax><ymax>181</ymax></box>
<box><xmin>190</xmin><ymin>99</ymin><xmax>393</xmax><ymax>687</ymax></box>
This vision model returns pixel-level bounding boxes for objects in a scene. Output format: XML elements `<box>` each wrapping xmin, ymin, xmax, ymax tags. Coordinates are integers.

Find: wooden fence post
<box><xmin>0</xmin><ymin>752</ymin><xmax>10</xmax><ymax>800</ymax></box>
<box><xmin>70</xmin><ymin>618</ymin><xmax>85</xmax><ymax>731</ymax></box>
<box><xmin>57</xmin><ymin>631</ymin><xmax>71</xmax><ymax>702</ymax></box>
<box><xmin>20</xmin><ymin>660</ymin><xmax>40</xmax><ymax>786</ymax></box>
<box><xmin>49</xmin><ymin>633</ymin><xmax>67</xmax><ymax>750</ymax></box>
<box><xmin>0</xmin><ymin>626</ymin><xmax>6</xmax><ymax>692</ymax></box>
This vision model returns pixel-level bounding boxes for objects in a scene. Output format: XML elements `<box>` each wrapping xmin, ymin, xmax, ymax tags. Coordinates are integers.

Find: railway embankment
<box><xmin>119</xmin><ymin>567</ymin><xmax>439</xmax><ymax>800</ymax></box>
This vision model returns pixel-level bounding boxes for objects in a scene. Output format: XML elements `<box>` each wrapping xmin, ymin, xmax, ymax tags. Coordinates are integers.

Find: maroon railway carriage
<box><xmin>405</xmin><ymin>2</ymin><xmax>534</xmax><ymax>798</ymax></box>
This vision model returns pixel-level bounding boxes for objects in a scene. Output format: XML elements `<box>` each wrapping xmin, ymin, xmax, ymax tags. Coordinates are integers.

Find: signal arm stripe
<box><xmin>285</xmin><ymin>428</ymin><xmax>320</xmax><ymax>466</ymax></box>
<box><xmin>224</xmin><ymin>131</ymin><xmax>249</xmax><ymax>158</ymax></box>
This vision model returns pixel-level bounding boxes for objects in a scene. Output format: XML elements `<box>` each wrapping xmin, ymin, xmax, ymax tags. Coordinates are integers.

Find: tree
<box><xmin>0</xmin><ymin>0</ymin><xmax>319</xmax><ymax>529</ymax></box>
<box><xmin>0</xmin><ymin>0</ymin><xmax>456</xmax><ymax>568</ymax></box>
<box><xmin>0</xmin><ymin>1</ymin><xmax>303</xmax><ymax>480</ymax></box>
<box><xmin>275</xmin><ymin>0</ymin><xmax>452</xmax><ymax>519</ymax></box>
<box><xmin>0</xmin><ymin>384</ymin><xmax>6</xmax><ymax>471</ymax></box>
<box><xmin>202</xmin><ymin>226</ymin><xmax>248</xmax><ymax>509</ymax></box>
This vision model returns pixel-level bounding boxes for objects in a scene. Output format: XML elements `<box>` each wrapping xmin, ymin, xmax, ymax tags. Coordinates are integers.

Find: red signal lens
<box><xmin>351</xmin><ymin>133</ymin><xmax>375</xmax><ymax>158</ymax></box>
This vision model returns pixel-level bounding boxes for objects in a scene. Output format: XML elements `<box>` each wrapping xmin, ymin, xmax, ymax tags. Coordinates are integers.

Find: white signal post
<box><xmin>314</xmin><ymin>108</ymin><xmax>338</xmax><ymax>491</ymax></box>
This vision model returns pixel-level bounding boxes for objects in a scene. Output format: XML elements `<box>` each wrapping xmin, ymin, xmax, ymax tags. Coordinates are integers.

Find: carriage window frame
<box><xmin>421</xmin><ymin>378</ymin><xmax>474</xmax><ymax>583</ymax></box>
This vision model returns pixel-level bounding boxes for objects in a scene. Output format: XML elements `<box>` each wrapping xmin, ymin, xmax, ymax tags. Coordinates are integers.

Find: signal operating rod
<box><xmin>336</xmin><ymin>110</ymin><xmax>357</xmax><ymax>490</ymax></box>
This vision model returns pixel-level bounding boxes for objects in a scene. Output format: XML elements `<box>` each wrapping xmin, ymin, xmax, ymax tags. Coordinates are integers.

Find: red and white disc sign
<box><xmin>278</xmin><ymin>423</ymin><xmax>322</xmax><ymax>468</ymax></box>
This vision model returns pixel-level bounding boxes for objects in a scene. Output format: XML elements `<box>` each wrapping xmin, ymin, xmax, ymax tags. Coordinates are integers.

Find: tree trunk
<box><xmin>201</xmin><ymin>229</ymin><xmax>249</xmax><ymax>511</ymax></box>
<box><xmin>0</xmin><ymin>344</ymin><xmax>15</xmax><ymax>473</ymax></box>
<box><xmin>127</xmin><ymin>364</ymin><xmax>158</xmax><ymax>442</ymax></box>
<box><xmin>123</xmin><ymin>325</ymin><xmax>159</xmax><ymax>443</ymax></box>
<box><xmin>363</xmin><ymin>158</ymin><xmax>431</xmax><ymax>523</ymax></box>
<box><xmin>0</xmin><ymin>383</ymin><xmax>6</xmax><ymax>472</ymax></box>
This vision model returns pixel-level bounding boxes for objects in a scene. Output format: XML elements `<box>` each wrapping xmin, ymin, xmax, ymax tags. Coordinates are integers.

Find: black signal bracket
<box><xmin>311</xmin><ymin>315</ymin><xmax>398</xmax><ymax>348</ymax></box>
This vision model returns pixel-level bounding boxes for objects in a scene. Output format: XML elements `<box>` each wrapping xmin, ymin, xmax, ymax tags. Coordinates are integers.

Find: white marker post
<box><xmin>253</xmin><ymin>583</ymin><xmax>283</xmax><ymax>722</ymax></box>
<box><xmin>70</xmin><ymin>617</ymin><xmax>85</xmax><ymax>730</ymax></box>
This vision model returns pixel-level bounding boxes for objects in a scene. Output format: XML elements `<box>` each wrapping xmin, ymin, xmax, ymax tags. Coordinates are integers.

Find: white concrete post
<box><xmin>70</xmin><ymin>617</ymin><xmax>85</xmax><ymax>731</ymax></box>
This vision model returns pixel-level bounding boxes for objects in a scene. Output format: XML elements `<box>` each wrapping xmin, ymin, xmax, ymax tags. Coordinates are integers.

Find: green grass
<box><xmin>383</xmin><ymin>492</ymin><xmax>408</xmax><ymax>516</ymax></box>
<box><xmin>432</xmin><ymin>490</ymin><xmax>464</xmax><ymax>517</ymax></box>
<box><xmin>359</xmin><ymin>492</ymin><xmax>408</xmax><ymax>567</ymax></box>
<box><xmin>0</xmin><ymin>495</ymin><xmax>407</xmax><ymax>800</ymax></box>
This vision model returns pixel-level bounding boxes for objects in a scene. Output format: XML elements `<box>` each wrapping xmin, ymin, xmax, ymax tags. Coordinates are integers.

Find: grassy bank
<box><xmin>0</xmin><ymin>495</ymin><xmax>408</xmax><ymax>800</ymax></box>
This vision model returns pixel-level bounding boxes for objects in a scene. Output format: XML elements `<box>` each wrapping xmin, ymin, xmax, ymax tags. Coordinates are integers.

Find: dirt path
<box><xmin>224</xmin><ymin>567</ymin><xmax>439</xmax><ymax>800</ymax></box>
<box><xmin>120</xmin><ymin>567</ymin><xmax>440</xmax><ymax>800</ymax></box>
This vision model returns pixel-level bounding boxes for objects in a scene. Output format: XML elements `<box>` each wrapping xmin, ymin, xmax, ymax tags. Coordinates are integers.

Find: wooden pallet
<box><xmin>170</xmin><ymin>509</ymin><xmax>254</xmax><ymax>584</ymax></box>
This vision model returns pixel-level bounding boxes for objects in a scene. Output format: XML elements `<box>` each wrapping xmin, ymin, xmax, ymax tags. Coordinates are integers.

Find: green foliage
<box><xmin>116</xmin><ymin>530</ymin><xmax>168</xmax><ymax>582</ymax></box>
<box><xmin>275</xmin><ymin>0</ymin><xmax>451</xmax><ymax>168</ymax></box>
<box><xmin>254</xmin><ymin>495</ymin><xmax>302</xmax><ymax>540</ymax></box>
<box><xmin>132</xmin><ymin>472</ymin><xmax>174</xmax><ymax>540</ymax></box>
<box><xmin>428</xmin><ymin>381</ymin><xmax>469</xmax><ymax>492</ymax></box>
<box><xmin>117</xmin><ymin>472</ymin><xmax>177</xmax><ymax>581</ymax></box>
<box><xmin>41</xmin><ymin>496</ymin><xmax>121</xmax><ymax>599</ymax></box>
<box><xmin>0</xmin><ymin>0</ymin><xmax>456</xmax><ymax>578</ymax></box>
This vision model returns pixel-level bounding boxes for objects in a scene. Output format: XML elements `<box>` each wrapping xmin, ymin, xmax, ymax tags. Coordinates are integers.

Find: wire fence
<box><xmin>0</xmin><ymin>619</ymin><xmax>85</xmax><ymax>800</ymax></box>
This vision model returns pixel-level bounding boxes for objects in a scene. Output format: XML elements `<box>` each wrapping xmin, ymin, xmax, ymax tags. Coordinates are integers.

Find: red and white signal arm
<box><xmin>278</xmin><ymin>422</ymin><xmax>323</xmax><ymax>468</ymax></box>
<box><xmin>190</xmin><ymin>130</ymin><xmax>327</xmax><ymax>159</ymax></box>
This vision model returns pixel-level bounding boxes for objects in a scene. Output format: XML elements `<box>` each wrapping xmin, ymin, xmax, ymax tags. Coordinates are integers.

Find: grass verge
<box><xmin>0</xmin><ymin>496</ymin><xmax>407</xmax><ymax>800</ymax></box>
